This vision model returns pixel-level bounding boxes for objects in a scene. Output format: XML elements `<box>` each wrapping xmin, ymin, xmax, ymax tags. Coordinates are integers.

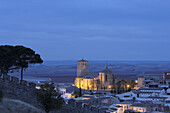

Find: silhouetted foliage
<box><xmin>0</xmin><ymin>90</ymin><xmax>3</xmax><ymax>102</ymax></box>
<box><xmin>36</xmin><ymin>83</ymin><xmax>64</xmax><ymax>113</ymax></box>
<box><xmin>133</xmin><ymin>97</ymin><xmax>136</xmax><ymax>102</ymax></box>
<box><xmin>72</xmin><ymin>91</ymin><xmax>81</xmax><ymax>98</ymax></box>
<box><xmin>115</xmin><ymin>79</ymin><xmax>136</xmax><ymax>94</ymax></box>
<box><xmin>0</xmin><ymin>45</ymin><xmax>17</xmax><ymax>76</ymax></box>
<box><xmin>128</xmin><ymin>87</ymin><xmax>132</xmax><ymax>92</ymax></box>
<box><xmin>110</xmin><ymin>90</ymin><xmax>114</xmax><ymax>94</ymax></box>
<box><xmin>90</xmin><ymin>92</ymin><xmax>94</xmax><ymax>95</ymax></box>
<box><xmin>15</xmin><ymin>46</ymin><xmax>43</xmax><ymax>82</ymax></box>
<box><xmin>0</xmin><ymin>45</ymin><xmax>43</xmax><ymax>81</ymax></box>
<box><xmin>79</xmin><ymin>87</ymin><xmax>82</xmax><ymax>97</ymax></box>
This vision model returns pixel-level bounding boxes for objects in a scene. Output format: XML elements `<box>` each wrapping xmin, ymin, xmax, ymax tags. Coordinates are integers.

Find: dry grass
<box><xmin>0</xmin><ymin>98</ymin><xmax>45</xmax><ymax>113</ymax></box>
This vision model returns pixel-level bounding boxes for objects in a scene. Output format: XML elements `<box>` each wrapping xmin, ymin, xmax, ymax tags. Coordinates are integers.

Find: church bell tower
<box><xmin>77</xmin><ymin>59</ymin><xmax>89</xmax><ymax>77</ymax></box>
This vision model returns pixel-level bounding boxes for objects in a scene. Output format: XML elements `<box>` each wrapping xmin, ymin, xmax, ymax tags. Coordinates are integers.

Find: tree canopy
<box><xmin>36</xmin><ymin>83</ymin><xmax>64</xmax><ymax>113</ymax></box>
<box><xmin>0</xmin><ymin>45</ymin><xmax>16</xmax><ymax>75</ymax></box>
<box><xmin>0</xmin><ymin>45</ymin><xmax>43</xmax><ymax>81</ymax></box>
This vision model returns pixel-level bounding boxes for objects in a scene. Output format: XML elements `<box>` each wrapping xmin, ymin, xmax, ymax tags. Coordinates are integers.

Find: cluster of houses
<box><xmin>114</xmin><ymin>72</ymin><xmax>170</xmax><ymax>113</ymax></box>
<box><xmin>35</xmin><ymin>60</ymin><xmax>170</xmax><ymax>113</ymax></box>
<box><xmin>56</xmin><ymin>71</ymin><xmax>170</xmax><ymax>113</ymax></box>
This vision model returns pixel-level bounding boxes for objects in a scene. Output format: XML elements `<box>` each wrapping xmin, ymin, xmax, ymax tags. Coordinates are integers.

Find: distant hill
<box><xmin>10</xmin><ymin>61</ymin><xmax>170</xmax><ymax>78</ymax></box>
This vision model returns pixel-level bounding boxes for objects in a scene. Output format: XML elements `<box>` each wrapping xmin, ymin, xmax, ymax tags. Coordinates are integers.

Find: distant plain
<box><xmin>10</xmin><ymin>61</ymin><xmax>170</xmax><ymax>83</ymax></box>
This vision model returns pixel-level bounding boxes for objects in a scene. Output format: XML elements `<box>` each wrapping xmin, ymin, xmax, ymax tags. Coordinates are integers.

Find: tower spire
<box><xmin>105</xmin><ymin>63</ymin><xmax>108</xmax><ymax>69</ymax></box>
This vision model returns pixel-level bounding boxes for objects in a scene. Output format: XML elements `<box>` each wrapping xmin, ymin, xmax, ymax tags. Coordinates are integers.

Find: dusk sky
<box><xmin>0</xmin><ymin>0</ymin><xmax>170</xmax><ymax>61</ymax></box>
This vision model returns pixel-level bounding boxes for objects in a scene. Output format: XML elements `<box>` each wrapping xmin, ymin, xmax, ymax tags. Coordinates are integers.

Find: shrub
<box><xmin>72</xmin><ymin>91</ymin><xmax>81</xmax><ymax>98</ymax></box>
<box><xmin>36</xmin><ymin>83</ymin><xmax>64</xmax><ymax>113</ymax></box>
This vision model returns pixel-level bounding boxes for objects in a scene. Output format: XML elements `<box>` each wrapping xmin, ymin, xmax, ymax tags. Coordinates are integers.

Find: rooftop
<box><xmin>101</xmin><ymin>64</ymin><xmax>113</xmax><ymax>74</ymax></box>
<box><xmin>77</xmin><ymin>72</ymin><xmax>99</xmax><ymax>79</ymax></box>
<box><xmin>131</xmin><ymin>103</ymin><xmax>148</xmax><ymax>107</ymax></box>
<box><xmin>138</xmin><ymin>87</ymin><xmax>164</xmax><ymax>90</ymax></box>
<box><xmin>148</xmin><ymin>96</ymin><xmax>168</xmax><ymax>99</ymax></box>
<box><xmin>78</xmin><ymin>58</ymin><xmax>88</xmax><ymax>62</ymax></box>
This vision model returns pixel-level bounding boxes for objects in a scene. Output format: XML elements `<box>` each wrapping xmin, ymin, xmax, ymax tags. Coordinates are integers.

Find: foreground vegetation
<box><xmin>0</xmin><ymin>98</ymin><xmax>45</xmax><ymax>113</ymax></box>
<box><xmin>0</xmin><ymin>45</ymin><xmax>43</xmax><ymax>81</ymax></box>
<box><xmin>36</xmin><ymin>83</ymin><xmax>64</xmax><ymax>113</ymax></box>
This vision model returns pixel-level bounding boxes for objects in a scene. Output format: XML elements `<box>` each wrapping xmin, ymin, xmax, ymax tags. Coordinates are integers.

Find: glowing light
<box><xmin>36</xmin><ymin>86</ymin><xmax>40</xmax><ymax>89</ymax></box>
<box><xmin>109</xmin><ymin>85</ymin><xmax>111</xmax><ymax>89</ymax></box>
<box><xmin>89</xmin><ymin>85</ymin><xmax>92</xmax><ymax>88</ymax></box>
<box><xmin>127</xmin><ymin>85</ymin><xmax>130</xmax><ymax>88</ymax></box>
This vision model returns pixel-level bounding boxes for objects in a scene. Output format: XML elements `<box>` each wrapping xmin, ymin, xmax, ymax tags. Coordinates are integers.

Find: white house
<box><xmin>59</xmin><ymin>87</ymin><xmax>72</xmax><ymax>99</ymax></box>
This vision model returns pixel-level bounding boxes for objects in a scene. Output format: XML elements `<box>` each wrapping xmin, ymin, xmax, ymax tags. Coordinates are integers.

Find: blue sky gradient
<box><xmin>0</xmin><ymin>0</ymin><xmax>170</xmax><ymax>61</ymax></box>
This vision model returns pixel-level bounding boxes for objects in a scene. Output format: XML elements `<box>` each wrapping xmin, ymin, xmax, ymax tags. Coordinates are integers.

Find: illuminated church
<box><xmin>74</xmin><ymin>59</ymin><xmax>115</xmax><ymax>90</ymax></box>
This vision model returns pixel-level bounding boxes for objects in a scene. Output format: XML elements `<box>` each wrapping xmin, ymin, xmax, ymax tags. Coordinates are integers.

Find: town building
<box><xmin>129</xmin><ymin>103</ymin><xmax>147</xmax><ymax>112</ymax></box>
<box><xmin>163</xmin><ymin>72</ymin><xmax>170</xmax><ymax>80</ymax></box>
<box><xmin>74</xmin><ymin>59</ymin><xmax>115</xmax><ymax>90</ymax></box>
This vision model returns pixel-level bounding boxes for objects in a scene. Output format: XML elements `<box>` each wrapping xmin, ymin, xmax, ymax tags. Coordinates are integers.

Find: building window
<box><xmin>105</xmin><ymin>74</ymin><xmax>107</xmax><ymax>81</ymax></box>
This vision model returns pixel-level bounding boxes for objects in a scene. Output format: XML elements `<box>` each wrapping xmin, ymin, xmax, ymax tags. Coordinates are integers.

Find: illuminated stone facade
<box><xmin>137</xmin><ymin>77</ymin><xmax>145</xmax><ymax>87</ymax></box>
<box><xmin>77</xmin><ymin>59</ymin><xmax>89</xmax><ymax>77</ymax></box>
<box><xmin>74</xmin><ymin>59</ymin><xmax>115</xmax><ymax>90</ymax></box>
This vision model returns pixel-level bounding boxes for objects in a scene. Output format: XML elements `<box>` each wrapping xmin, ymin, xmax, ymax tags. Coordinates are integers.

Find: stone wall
<box><xmin>0</xmin><ymin>75</ymin><xmax>41</xmax><ymax>108</ymax></box>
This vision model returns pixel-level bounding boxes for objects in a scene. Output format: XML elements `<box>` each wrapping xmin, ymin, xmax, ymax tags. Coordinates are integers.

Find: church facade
<box><xmin>74</xmin><ymin>59</ymin><xmax>115</xmax><ymax>90</ymax></box>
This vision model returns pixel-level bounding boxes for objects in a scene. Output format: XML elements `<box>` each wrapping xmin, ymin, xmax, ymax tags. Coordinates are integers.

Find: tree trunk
<box><xmin>45</xmin><ymin>109</ymin><xmax>49</xmax><ymax>113</ymax></box>
<box><xmin>0</xmin><ymin>69</ymin><xmax>3</xmax><ymax>77</ymax></box>
<box><xmin>45</xmin><ymin>110</ymin><xmax>49</xmax><ymax>113</ymax></box>
<box><xmin>1</xmin><ymin>68</ymin><xmax>5</xmax><ymax>76</ymax></box>
<box><xmin>21</xmin><ymin>67</ymin><xmax>24</xmax><ymax>82</ymax></box>
<box><xmin>45</xmin><ymin>105</ymin><xmax>49</xmax><ymax>113</ymax></box>
<box><xmin>115</xmin><ymin>86</ymin><xmax>117</xmax><ymax>94</ymax></box>
<box><xmin>79</xmin><ymin>87</ymin><xmax>82</xmax><ymax>97</ymax></box>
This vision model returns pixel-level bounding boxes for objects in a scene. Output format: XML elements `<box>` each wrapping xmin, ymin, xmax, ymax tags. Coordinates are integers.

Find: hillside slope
<box><xmin>0</xmin><ymin>98</ymin><xmax>45</xmax><ymax>113</ymax></box>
